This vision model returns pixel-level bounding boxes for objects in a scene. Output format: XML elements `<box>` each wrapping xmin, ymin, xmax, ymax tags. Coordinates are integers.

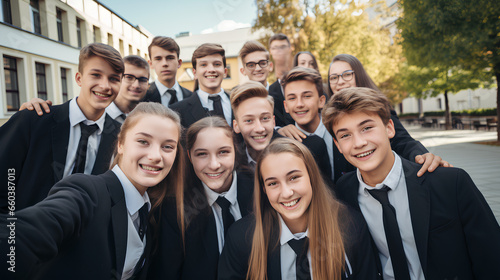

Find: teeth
<box><xmin>282</xmin><ymin>198</ymin><xmax>299</xmax><ymax>207</ymax></box>
<box><xmin>296</xmin><ymin>111</ymin><xmax>307</xmax><ymax>115</ymax></box>
<box><xmin>253</xmin><ymin>136</ymin><xmax>266</xmax><ymax>140</ymax></box>
<box><xmin>356</xmin><ymin>150</ymin><xmax>374</xmax><ymax>158</ymax></box>
<box><xmin>207</xmin><ymin>172</ymin><xmax>222</xmax><ymax>177</ymax></box>
<box><xmin>206</xmin><ymin>75</ymin><xmax>217</xmax><ymax>79</ymax></box>
<box><xmin>94</xmin><ymin>91</ymin><xmax>109</xmax><ymax>97</ymax></box>
<box><xmin>141</xmin><ymin>165</ymin><xmax>160</xmax><ymax>171</ymax></box>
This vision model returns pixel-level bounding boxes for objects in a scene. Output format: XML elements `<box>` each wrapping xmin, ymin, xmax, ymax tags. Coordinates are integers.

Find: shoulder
<box><xmin>268</xmin><ymin>81</ymin><xmax>282</xmax><ymax>96</ymax></box>
<box><xmin>170</xmin><ymin>93</ymin><xmax>196</xmax><ymax>110</ymax></box>
<box><xmin>180</xmin><ymin>85</ymin><xmax>193</xmax><ymax>95</ymax></box>
<box><xmin>227</xmin><ymin>214</ymin><xmax>255</xmax><ymax>245</ymax></box>
<box><xmin>302</xmin><ymin>134</ymin><xmax>326</xmax><ymax>147</ymax></box>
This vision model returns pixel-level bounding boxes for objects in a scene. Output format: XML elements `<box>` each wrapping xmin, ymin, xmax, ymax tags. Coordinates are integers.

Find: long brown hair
<box><xmin>247</xmin><ymin>138</ymin><xmax>346</xmax><ymax>280</ymax></box>
<box><xmin>111</xmin><ymin>102</ymin><xmax>185</xmax><ymax>246</ymax></box>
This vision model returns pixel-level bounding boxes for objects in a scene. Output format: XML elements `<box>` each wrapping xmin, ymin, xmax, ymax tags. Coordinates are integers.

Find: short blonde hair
<box><xmin>230</xmin><ymin>81</ymin><xmax>274</xmax><ymax>116</ymax></box>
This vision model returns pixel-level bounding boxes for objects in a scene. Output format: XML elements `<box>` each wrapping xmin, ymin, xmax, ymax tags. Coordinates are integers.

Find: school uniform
<box><xmin>218</xmin><ymin>206</ymin><xmax>380</xmax><ymax>280</ymax></box>
<box><xmin>0</xmin><ymin>99</ymin><xmax>120</xmax><ymax>213</ymax></box>
<box><xmin>335</xmin><ymin>155</ymin><xmax>500</xmax><ymax>279</ymax></box>
<box><xmin>0</xmin><ymin>168</ymin><xmax>152</xmax><ymax>280</ymax></box>
<box><xmin>149</xmin><ymin>171</ymin><xmax>254</xmax><ymax>280</ymax></box>
<box><xmin>268</xmin><ymin>80</ymin><xmax>294</xmax><ymax>127</ymax></box>
<box><xmin>170</xmin><ymin>89</ymin><xmax>233</xmax><ymax>129</ymax></box>
<box><xmin>143</xmin><ymin>80</ymin><xmax>192</xmax><ymax>106</ymax></box>
<box><xmin>105</xmin><ymin>101</ymin><xmax>127</xmax><ymax>124</ymax></box>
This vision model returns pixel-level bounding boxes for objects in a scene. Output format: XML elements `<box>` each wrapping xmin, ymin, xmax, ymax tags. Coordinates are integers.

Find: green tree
<box><xmin>399</xmin><ymin>0</ymin><xmax>499</xmax><ymax>138</ymax></box>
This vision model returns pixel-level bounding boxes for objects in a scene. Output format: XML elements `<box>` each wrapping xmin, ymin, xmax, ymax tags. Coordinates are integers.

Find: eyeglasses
<box><xmin>329</xmin><ymin>70</ymin><xmax>355</xmax><ymax>84</ymax></box>
<box><xmin>123</xmin><ymin>74</ymin><xmax>149</xmax><ymax>84</ymax></box>
<box><xmin>270</xmin><ymin>45</ymin><xmax>290</xmax><ymax>51</ymax></box>
<box><xmin>245</xmin><ymin>60</ymin><xmax>269</xmax><ymax>70</ymax></box>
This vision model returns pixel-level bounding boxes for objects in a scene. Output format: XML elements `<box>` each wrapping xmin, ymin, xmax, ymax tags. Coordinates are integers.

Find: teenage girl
<box><xmin>218</xmin><ymin>138</ymin><xmax>379</xmax><ymax>280</ymax></box>
<box><xmin>0</xmin><ymin>103</ymin><xmax>184</xmax><ymax>280</ymax></box>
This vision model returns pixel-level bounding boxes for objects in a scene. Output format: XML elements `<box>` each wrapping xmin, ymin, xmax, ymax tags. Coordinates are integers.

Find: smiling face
<box><xmin>233</xmin><ymin>97</ymin><xmax>275</xmax><ymax>160</ymax></box>
<box><xmin>333</xmin><ymin>111</ymin><xmax>395</xmax><ymax>187</ymax></box>
<box><xmin>329</xmin><ymin>61</ymin><xmax>357</xmax><ymax>95</ymax></box>
<box><xmin>149</xmin><ymin>46</ymin><xmax>181</xmax><ymax>88</ymax></box>
<box><xmin>117</xmin><ymin>115</ymin><xmax>179</xmax><ymax>195</ymax></box>
<box><xmin>189</xmin><ymin>127</ymin><xmax>235</xmax><ymax>193</ymax></box>
<box><xmin>240</xmin><ymin>51</ymin><xmax>272</xmax><ymax>86</ymax></box>
<box><xmin>296</xmin><ymin>53</ymin><xmax>315</xmax><ymax>70</ymax></box>
<box><xmin>75</xmin><ymin>56</ymin><xmax>121</xmax><ymax>121</ymax></box>
<box><xmin>193</xmin><ymin>54</ymin><xmax>227</xmax><ymax>94</ymax></box>
<box><xmin>117</xmin><ymin>63</ymin><xmax>149</xmax><ymax>103</ymax></box>
<box><xmin>261</xmin><ymin>152</ymin><xmax>312</xmax><ymax>234</ymax></box>
<box><xmin>284</xmin><ymin>80</ymin><xmax>325</xmax><ymax>133</ymax></box>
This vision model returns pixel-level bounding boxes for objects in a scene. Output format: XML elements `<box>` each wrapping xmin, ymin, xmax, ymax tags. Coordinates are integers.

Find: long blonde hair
<box><xmin>247</xmin><ymin>138</ymin><xmax>346</xmax><ymax>280</ymax></box>
<box><xmin>111</xmin><ymin>102</ymin><xmax>185</xmax><ymax>247</ymax></box>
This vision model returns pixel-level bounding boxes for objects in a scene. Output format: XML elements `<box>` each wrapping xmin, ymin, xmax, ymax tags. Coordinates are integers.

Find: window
<box><xmin>1</xmin><ymin>0</ymin><xmax>12</xmax><ymax>24</ymax></box>
<box><xmin>30</xmin><ymin>0</ymin><xmax>41</xmax><ymax>34</ymax></box>
<box><xmin>93</xmin><ymin>25</ymin><xmax>100</xmax><ymax>43</ymax></box>
<box><xmin>61</xmin><ymin>68</ymin><xmax>68</xmax><ymax>102</ymax></box>
<box><xmin>119</xmin><ymin>39</ymin><xmax>124</xmax><ymax>55</ymax></box>
<box><xmin>436</xmin><ymin>98</ymin><xmax>442</xmax><ymax>110</ymax></box>
<box><xmin>76</xmin><ymin>18</ymin><xmax>82</xmax><ymax>47</ymax></box>
<box><xmin>107</xmin><ymin>33</ymin><xmax>113</xmax><ymax>47</ymax></box>
<box><xmin>35</xmin><ymin>63</ymin><xmax>47</xmax><ymax>100</ymax></box>
<box><xmin>136</xmin><ymin>49</ymin><xmax>140</xmax><ymax>56</ymax></box>
<box><xmin>56</xmin><ymin>9</ymin><xmax>63</xmax><ymax>42</ymax></box>
<box><xmin>128</xmin><ymin>44</ymin><xmax>133</xmax><ymax>55</ymax></box>
<box><xmin>3</xmin><ymin>56</ymin><xmax>20</xmax><ymax>111</ymax></box>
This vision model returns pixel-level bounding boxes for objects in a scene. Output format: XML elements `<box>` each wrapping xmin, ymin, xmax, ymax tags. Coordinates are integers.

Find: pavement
<box><xmin>406</xmin><ymin>125</ymin><xmax>500</xmax><ymax>223</ymax></box>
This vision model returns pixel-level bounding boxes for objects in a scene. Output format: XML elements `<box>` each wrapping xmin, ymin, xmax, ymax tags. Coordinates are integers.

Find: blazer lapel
<box><xmin>267</xmin><ymin>232</ymin><xmax>281</xmax><ymax>280</ymax></box>
<box><xmin>188</xmin><ymin>92</ymin><xmax>209</xmax><ymax>124</ymax></box>
<box><xmin>402</xmin><ymin>159</ymin><xmax>430</xmax><ymax>276</ymax></box>
<box><xmin>180</xmin><ymin>86</ymin><xmax>192</xmax><ymax>99</ymax></box>
<box><xmin>146</xmin><ymin>82</ymin><xmax>162</xmax><ymax>103</ymax></box>
<box><xmin>51</xmin><ymin>102</ymin><xmax>71</xmax><ymax>182</ymax></box>
<box><xmin>236</xmin><ymin>171</ymin><xmax>254</xmax><ymax>216</ymax></box>
<box><xmin>92</xmin><ymin>115</ymin><xmax>120</xmax><ymax>174</ymax></box>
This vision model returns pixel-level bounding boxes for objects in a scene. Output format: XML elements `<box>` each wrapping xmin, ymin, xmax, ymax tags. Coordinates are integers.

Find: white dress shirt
<box><xmin>105</xmin><ymin>101</ymin><xmax>126</xmax><ymax>123</ymax></box>
<box><xmin>112</xmin><ymin>165</ymin><xmax>151</xmax><ymax>280</ymax></box>
<box><xmin>155</xmin><ymin>80</ymin><xmax>184</xmax><ymax>106</ymax></box>
<box><xmin>357</xmin><ymin>152</ymin><xmax>424</xmax><ymax>280</ymax></box>
<box><xmin>197</xmin><ymin>88</ymin><xmax>232</xmax><ymax>126</ymax></box>
<box><xmin>63</xmin><ymin>98</ymin><xmax>105</xmax><ymax>178</ymax></box>
<box><xmin>202</xmin><ymin>171</ymin><xmax>242</xmax><ymax>253</ymax></box>
<box><xmin>278</xmin><ymin>215</ymin><xmax>312</xmax><ymax>280</ymax></box>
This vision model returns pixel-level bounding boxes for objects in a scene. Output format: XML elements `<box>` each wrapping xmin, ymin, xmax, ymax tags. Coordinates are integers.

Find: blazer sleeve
<box><xmin>0</xmin><ymin>174</ymin><xmax>102</xmax><ymax>278</ymax></box>
<box><xmin>455</xmin><ymin>169</ymin><xmax>500</xmax><ymax>278</ymax></box>
<box><xmin>389</xmin><ymin>111</ymin><xmax>428</xmax><ymax>161</ymax></box>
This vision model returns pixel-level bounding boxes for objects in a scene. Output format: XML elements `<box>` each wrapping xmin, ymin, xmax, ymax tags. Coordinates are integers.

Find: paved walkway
<box><xmin>407</xmin><ymin>125</ymin><xmax>500</xmax><ymax>223</ymax></box>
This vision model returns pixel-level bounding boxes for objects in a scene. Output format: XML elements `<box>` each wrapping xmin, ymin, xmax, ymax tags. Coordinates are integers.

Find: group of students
<box><xmin>0</xmin><ymin>32</ymin><xmax>499</xmax><ymax>280</ymax></box>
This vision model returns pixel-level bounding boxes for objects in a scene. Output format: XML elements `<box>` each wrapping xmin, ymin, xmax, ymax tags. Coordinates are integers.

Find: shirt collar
<box><xmin>197</xmin><ymin>88</ymin><xmax>225</xmax><ymax>105</ymax></box>
<box><xmin>245</xmin><ymin>147</ymin><xmax>257</xmax><ymax>166</ymax></box>
<box><xmin>295</xmin><ymin>115</ymin><xmax>324</xmax><ymax>136</ymax></box>
<box><xmin>358</xmin><ymin>151</ymin><xmax>402</xmax><ymax>197</ymax></box>
<box><xmin>155</xmin><ymin>80</ymin><xmax>180</xmax><ymax>96</ymax></box>
<box><xmin>69</xmin><ymin>97</ymin><xmax>106</xmax><ymax>134</ymax></box>
<box><xmin>279</xmin><ymin>214</ymin><xmax>309</xmax><ymax>245</ymax></box>
<box><xmin>202</xmin><ymin>171</ymin><xmax>238</xmax><ymax>207</ymax></box>
<box><xmin>105</xmin><ymin>101</ymin><xmax>125</xmax><ymax>120</ymax></box>
<box><xmin>112</xmin><ymin>165</ymin><xmax>150</xmax><ymax>216</ymax></box>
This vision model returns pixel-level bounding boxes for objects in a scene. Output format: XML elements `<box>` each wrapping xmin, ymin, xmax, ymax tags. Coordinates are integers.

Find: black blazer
<box><xmin>268</xmin><ymin>80</ymin><xmax>294</xmax><ymax>127</ymax></box>
<box><xmin>218</xmin><ymin>207</ymin><xmax>380</xmax><ymax>280</ymax></box>
<box><xmin>0</xmin><ymin>101</ymin><xmax>120</xmax><ymax>213</ymax></box>
<box><xmin>143</xmin><ymin>82</ymin><xmax>193</xmax><ymax>105</ymax></box>
<box><xmin>335</xmin><ymin>158</ymin><xmax>500</xmax><ymax>279</ymax></box>
<box><xmin>149</xmin><ymin>171</ymin><xmax>254</xmax><ymax>280</ymax></box>
<box><xmin>0</xmin><ymin>171</ymin><xmax>152</xmax><ymax>280</ymax></box>
<box><xmin>170</xmin><ymin>91</ymin><xmax>233</xmax><ymax>130</ymax></box>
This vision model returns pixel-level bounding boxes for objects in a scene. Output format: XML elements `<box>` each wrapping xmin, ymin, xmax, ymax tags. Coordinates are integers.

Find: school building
<box><xmin>0</xmin><ymin>0</ymin><xmax>152</xmax><ymax>125</ymax></box>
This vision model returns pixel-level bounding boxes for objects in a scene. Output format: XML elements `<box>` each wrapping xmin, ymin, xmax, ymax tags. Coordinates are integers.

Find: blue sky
<box><xmin>100</xmin><ymin>0</ymin><xmax>258</xmax><ymax>37</ymax></box>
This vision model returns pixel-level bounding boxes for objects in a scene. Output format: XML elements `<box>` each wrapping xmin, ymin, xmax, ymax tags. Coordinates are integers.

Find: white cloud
<box><xmin>216</xmin><ymin>20</ymin><xmax>251</xmax><ymax>32</ymax></box>
<box><xmin>201</xmin><ymin>28</ymin><xmax>215</xmax><ymax>34</ymax></box>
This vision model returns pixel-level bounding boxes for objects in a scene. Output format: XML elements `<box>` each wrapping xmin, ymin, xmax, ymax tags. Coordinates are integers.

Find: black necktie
<box><xmin>72</xmin><ymin>123</ymin><xmax>98</xmax><ymax>174</ymax></box>
<box><xmin>208</xmin><ymin>95</ymin><xmax>224</xmax><ymax>117</ymax></box>
<box><xmin>167</xmin><ymin>88</ymin><xmax>178</xmax><ymax>105</ymax></box>
<box><xmin>288</xmin><ymin>237</ymin><xmax>311</xmax><ymax>280</ymax></box>
<box><xmin>368</xmin><ymin>186</ymin><xmax>411</xmax><ymax>280</ymax></box>
<box><xmin>215</xmin><ymin>196</ymin><xmax>235</xmax><ymax>236</ymax></box>
<box><xmin>137</xmin><ymin>203</ymin><xmax>149</xmax><ymax>240</ymax></box>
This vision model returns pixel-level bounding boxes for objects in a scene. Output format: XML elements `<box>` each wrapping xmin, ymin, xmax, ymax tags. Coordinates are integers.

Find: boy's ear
<box><xmin>333</xmin><ymin>138</ymin><xmax>343</xmax><ymax>154</ymax></box>
<box><xmin>177</xmin><ymin>59</ymin><xmax>182</xmax><ymax>69</ymax></box>
<box><xmin>318</xmin><ymin>94</ymin><xmax>326</xmax><ymax>109</ymax></box>
<box><xmin>148</xmin><ymin>59</ymin><xmax>153</xmax><ymax>67</ymax></box>
<box><xmin>240</xmin><ymin>67</ymin><xmax>246</xmax><ymax>76</ymax></box>
<box><xmin>386</xmin><ymin>119</ymin><xmax>396</xmax><ymax>139</ymax></box>
<box><xmin>75</xmin><ymin>72</ymin><xmax>83</xmax><ymax>87</ymax></box>
<box><xmin>283</xmin><ymin>99</ymin><xmax>289</xmax><ymax>113</ymax></box>
<box><xmin>233</xmin><ymin>119</ymin><xmax>241</xmax><ymax>134</ymax></box>
<box><xmin>268</xmin><ymin>61</ymin><xmax>273</xmax><ymax>72</ymax></box>
<box><xmin>223</xmin><ymin>67</ymin><xmax>228</xmax><ymax>78</ymax></box>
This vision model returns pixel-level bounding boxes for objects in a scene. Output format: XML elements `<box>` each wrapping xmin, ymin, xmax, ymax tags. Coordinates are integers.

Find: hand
<box><xmin>19</xmin><ymin>98</ymin><xmax>52</xmax><ymax>115</ymax></box>
<box><xmin>415</xmin><ymin>153</ymin><xmax>453</xmax><ymax>177</ymax></box>
<box><xmin>277</xmin><ymin>125</ymin><xmax>307</xmax><ymax>142</ymax></box>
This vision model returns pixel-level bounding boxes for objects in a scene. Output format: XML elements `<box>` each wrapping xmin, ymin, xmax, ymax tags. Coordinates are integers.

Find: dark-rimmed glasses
<box><xmin>123</xmin><ymin>74</ymin><xmax>149</xmax><ymax>84</ymax></box>
<box><xmin>329</xmin><ymin>70</ymin><xmax>355</xmax><ymax>84</ymax></box>
<box><xmin>245</xmin><ymin>60</ymin><xmax>269</xmax><ymax>70</ymax></box>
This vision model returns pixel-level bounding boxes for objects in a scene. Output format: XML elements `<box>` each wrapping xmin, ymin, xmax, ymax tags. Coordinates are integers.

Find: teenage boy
<box><xmin>143</xmin><ymin>36</ymin><xmax>192</xmax><ymax>106</ymax></box>
<box><xmin>280</xmin><ymin>67</ymin><xmax>448</xmax><ymax>183</ymax></box>
<box><xmin>231</xmin><ymin>81</ymin><xmax>331</xmax><ymax>178</ymax></box>
<box><xmin>323</xmin><ymin>87</ymin><xmax>500</xmax><ymax>279</ymax></box>
<box><xmin>268</xmin><ymin>33</ymin><xmax>294</xmax><ymax>127</ymax></box>
<box><xmin>239</xmin><ymin>40</ymin><xmax>273</xmax><ymax>90</ymax></box>
<box><xmin>0</xmin><ymin>43</ymin><xmax>123</xmax><ymax>213</ymax></box>
<box><xmin>170</xmin><ymin>43</ymin><xmax>231</xmax><ymax>129</ymax></box>
<box><xmin>19</xmin><ymin>55</ymin><xmax>150</xmax><ymax>124</ymax></box>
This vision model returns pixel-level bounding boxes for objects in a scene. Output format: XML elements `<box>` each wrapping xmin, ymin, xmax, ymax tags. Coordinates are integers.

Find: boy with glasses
<box><xmin>239</xmin><ymin>40</ymin><xmax>273</xmax><ymax>90</ymax></box>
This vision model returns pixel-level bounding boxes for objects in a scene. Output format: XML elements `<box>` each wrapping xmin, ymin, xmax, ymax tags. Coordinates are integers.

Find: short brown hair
<box><xmin>268</xmin><ymin>33</ymin><xmax>290</xmax><ymax>48</ymax></box>
<box><xmin>230</xmin><ymin>81</ymin><xmax>274</xmax><ymax>116</ymax></box>
<box><xmin>322</xmin><ymin>87</ymin><xmax>391</xmax><ymax>140</ymax></box>
<box><xmin>123</xmin><ymin>55</ymin><xmax>149</xmax><ymax>72</ymax></box>
<box><xmin>239</xmin><ymin>40</ymin><xmax>269</xmax><ymax>63</ymax></box>
<box><xmin>78</xmin><ymin>43</ymin><xmax>124</xmax><ymax>74</ymax></box>
<box><xmin>281</xmin><ymin>67</ymin><xmax>323</xmax><ymax>97</ymax></box>
<box><xmin>191</xmin><ymin>43</ymin><xmax>226</xmax><ymax>69</ymax></box>
<box><xmin>148</xmin><ymin>36</ymin><xmax>180</xmax><ymax>60</ymax></box>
